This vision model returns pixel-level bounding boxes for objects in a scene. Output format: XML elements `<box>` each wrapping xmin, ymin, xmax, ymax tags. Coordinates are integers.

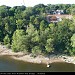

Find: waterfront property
<box><xmin>46</xmin><ymin>14</ymin><xmax>73</xmax><ymax>23</ymax></box>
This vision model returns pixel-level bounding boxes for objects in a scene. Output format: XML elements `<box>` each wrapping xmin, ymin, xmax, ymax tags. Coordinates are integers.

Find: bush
<box><xmin>32</xmin><ymin>46</ymin><xmax>41</xmax><ymax>55</ymax></box>
<box><xmin>4</xmin><ymin>35</ymin><xmax>10</xmax><ymax>45</ymax></box>
<box><xmin>6</xmin><ymin>44</ymin><xmax>11</xmax><ymax>49</ymax></box>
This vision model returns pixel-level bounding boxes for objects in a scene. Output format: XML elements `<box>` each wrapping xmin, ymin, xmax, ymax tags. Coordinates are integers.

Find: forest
<box><xmin>0</xmin><ymin>4</ymin><xmax>75</xmax><ymax>56</ymax></box>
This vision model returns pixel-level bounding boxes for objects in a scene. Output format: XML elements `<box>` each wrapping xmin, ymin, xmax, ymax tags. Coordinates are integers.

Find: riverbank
<box><xmin>0</xmin><ymin>45</ymin><xmax>75</xmax><ymax>65</ymax></box>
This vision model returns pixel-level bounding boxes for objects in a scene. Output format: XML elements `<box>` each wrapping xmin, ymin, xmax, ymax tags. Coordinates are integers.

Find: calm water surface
<box><xmin>0</xmin><ymin>56</ymin><xmax>75</xmax><ymax>72</ymax></box>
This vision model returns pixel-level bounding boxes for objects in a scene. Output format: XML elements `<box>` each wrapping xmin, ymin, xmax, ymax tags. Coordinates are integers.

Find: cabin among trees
<box><xmin>46</xmin><ymin>9</ymin><xmax>73</xmax><ymax>23</ymax></box>
<box><xmin>51</xmin><ymin>10</ymin><xmax>64</xmax><ymax>15</ymax></box>
<box><xmin>47</xmin><ymin>14</ymin><xmax>73</xmax><ymax>23</ymax></box>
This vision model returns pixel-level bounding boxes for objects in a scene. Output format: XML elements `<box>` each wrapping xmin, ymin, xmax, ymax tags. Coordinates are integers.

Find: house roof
<box><xmin>46</xmin><ymin>14</ymin><xmax>73</xmax><ymax>23</ymax></box>
<box><xmin>50</xmin><ymin>16</ymin><xmax>57</xmax><ymax>21</ymax></box>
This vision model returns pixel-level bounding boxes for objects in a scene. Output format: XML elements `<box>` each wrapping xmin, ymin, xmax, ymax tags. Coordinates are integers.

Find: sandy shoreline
<box><xmin>0</xmin><ymin>45</ymin><xmax>75</xmax><ymax>65</ymax></box>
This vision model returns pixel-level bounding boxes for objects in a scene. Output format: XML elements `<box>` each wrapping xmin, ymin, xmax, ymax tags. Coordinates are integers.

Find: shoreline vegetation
<box><xmin>0</xmin><ymin>45</ymin><xmax>75</xmax><ymax>65</ymax></box>
<box><xmin>0</xmin><ymin>4</ymin><xmax>75</xmax><ymax>66</ymax></box>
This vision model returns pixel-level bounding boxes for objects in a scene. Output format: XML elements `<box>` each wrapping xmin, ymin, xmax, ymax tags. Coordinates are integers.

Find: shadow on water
<box><xmin>0</xmin><ymin>55</ymin><xmax>75</xmax><ymax>72</ymax></box>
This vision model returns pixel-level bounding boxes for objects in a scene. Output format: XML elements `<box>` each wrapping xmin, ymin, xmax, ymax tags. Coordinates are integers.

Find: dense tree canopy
<box><xmin>0</xmin><ymin>4</ymin><xmax>75</xmax><ymax>55</ymax></box>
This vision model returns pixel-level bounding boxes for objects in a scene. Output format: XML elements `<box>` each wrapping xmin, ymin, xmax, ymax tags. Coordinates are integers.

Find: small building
<box><xmin>50</xmin><ymin>10</ymin><xmax>64</xmax><ymax>15</ymax></box>
<box><xmin>47</xmin><ymin>15</ymin><xmax>62</xmax><ymax>23</ymax></box>
<box><xmin>47</xmin><ymin>14</ymin><xmax>72</xmax><ymax>23</ymax></box>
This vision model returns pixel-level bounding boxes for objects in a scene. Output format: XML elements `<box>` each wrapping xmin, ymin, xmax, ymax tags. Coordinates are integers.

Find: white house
<box><xmin>53</xmin><ymin>10</ymin><xmax>64</xmax><ymax>15</ymax></box>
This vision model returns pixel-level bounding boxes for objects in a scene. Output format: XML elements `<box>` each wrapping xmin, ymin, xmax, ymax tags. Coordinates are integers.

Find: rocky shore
<box><xmin>0</xmin><ymin>45</ymin><xmax>75</xmax><ymax>65</ymax></box>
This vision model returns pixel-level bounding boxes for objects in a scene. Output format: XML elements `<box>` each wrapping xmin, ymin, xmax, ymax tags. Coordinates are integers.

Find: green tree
<box><xmin>33</xmin><ymin>4</ymin><xmax>46</xmax><ymax>15</ymax></box>
<box><xmin>12</xmin><ymin>30</ymin><xmax>26</xmax><ymax>52</ymax></box>
<box><xmin>26</xmin><ymin>24</ymin><xmax>39</xmax><ymax>51</ymax></box>
<box><xmin>22</xmin><ymin>7</ymin><xmax>33</xmax><ymax>20</ymax></box>
<box><xmin>3</xmin><ymin>34</ymin><xmax>11</xmax><ymax>48</ymax></box>
<box><xmin>34</xmin><ymin>17</ymin><xmax>40</xmax><ymax>25</ymax></box>
<box><xmin>39</xmin><ymin>28</ymin><xmax>50</xmax><ymax>52</ymax></box>
<box><xmin>54</xmin><ymin>19</ymin><xmax>73</xmax><ymax>52</ymax></box>
<box><xmin>30</xmin><ymin>15</ymin><xmax>35</xmax><ymax>24</ymax></box>
<box><xmin>70</xmin><ymin>34</ymin><xmax>75</xmax><ymax>55</ymax></box>
<box><xmin>71</xmin><ymin>34</ymin><xmax>75</xmax><ymax>48</ymax></box>
<box><xmin>4</xmin><ymin>35</ymin><xmax>10</xmax><ymax>45</ymax></box>
<box><xmin>45</xmin><ymin>38</ymin><xmax>54</xmax><ymax>53</ymax></box>
<box><xmin>32</xmin><ymin>46</ymin><xmax>41</xmax><ymax>55</ymax></box>
<box><xmin>16</xmin><ymin>19</ymin><xmax>23</xmax><ymax>29</ymax></box>
<box><xmin>0</xmin><ymin>5</ymin><xmax>10</xmax><ymax>18</ymax></box>
<box><xmin>40</xmin><ymin>20</ymin><xmax>47</xmax><ymax>31</ymax></box>
<box><xmin>4</xmin><ymin>16</ymin><xmax>16</xmax><ymax>36</ymax></box>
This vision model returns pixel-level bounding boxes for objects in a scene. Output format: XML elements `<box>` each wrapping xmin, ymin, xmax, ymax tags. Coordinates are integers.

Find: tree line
<box><xmin>0</xmin><ymin>4</ymin><xmax>75</xmax><ymax>56</ymax></box>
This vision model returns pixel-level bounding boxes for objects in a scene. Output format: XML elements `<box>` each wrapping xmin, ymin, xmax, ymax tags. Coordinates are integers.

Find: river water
<box><xmin>0</xmin><ymin>56</ymin><xmax>75</xmax><ymax>72</ymax></box>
